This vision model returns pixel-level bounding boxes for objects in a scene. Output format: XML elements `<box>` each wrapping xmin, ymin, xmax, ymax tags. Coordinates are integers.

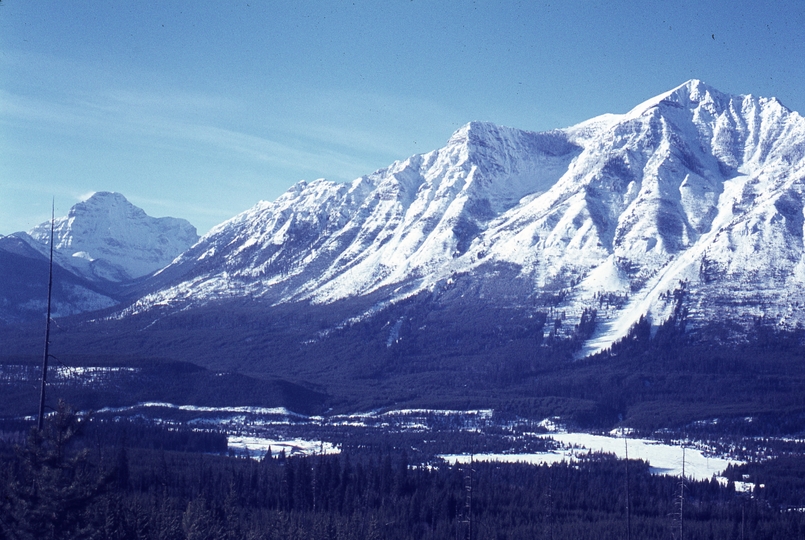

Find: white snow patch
<box><xmin>227</xmin><ymin>436</ymin><xmax>340</xmax><ymax>459</ymax></box>
<box><xmin>442</xmin><ymin>431</ymin><xmax>741</xmax><ymax>481</ymax></box>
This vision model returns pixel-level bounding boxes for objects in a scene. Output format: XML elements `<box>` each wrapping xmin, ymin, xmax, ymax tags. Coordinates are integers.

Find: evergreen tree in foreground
<box><xmin>0</xmin><ymin>401</ymin><xmax>111</xmax><ymax>540</ymax></box>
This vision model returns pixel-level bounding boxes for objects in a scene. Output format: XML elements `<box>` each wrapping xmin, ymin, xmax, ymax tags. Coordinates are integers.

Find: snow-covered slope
<box><xmin>130</xmin><ymin>123</ymin><xmax>579</xmax><ymax>307</ymax></box>
<box><xmin>19</xmin><ymin>192</ymin><xmax>199</xmax><ymax>282</ymax></box>
<box><xmin>123</xmin><ymin>81</ymin><xmax>805</xmax><ymax>354</ymax></box>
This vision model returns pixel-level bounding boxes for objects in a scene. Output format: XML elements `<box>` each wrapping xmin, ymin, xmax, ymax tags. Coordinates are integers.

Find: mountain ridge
<box><xmin>5</xmin><ymin>80</ymin><xmax>805</xmax><ymax>358</ymax></box>
<box><xmin>113</xmin><ymin>80</ymin><xmax>805</xmax><ymax>355</ymax></box>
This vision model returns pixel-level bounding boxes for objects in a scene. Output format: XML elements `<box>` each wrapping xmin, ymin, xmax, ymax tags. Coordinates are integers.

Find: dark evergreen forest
<box><xmin>3</xmin><ymin>293</ymin><xmax>805</xmax><ymax>433</ymax></box>
<box><xmin>3</xmin><ymin>284</ymin><xmax>805</xmax><ymax>538</ymax></box>
<box><xmin>2</xmin><ymin>402</ymin><xmax>805</xmax><ymax>540</ymax></box>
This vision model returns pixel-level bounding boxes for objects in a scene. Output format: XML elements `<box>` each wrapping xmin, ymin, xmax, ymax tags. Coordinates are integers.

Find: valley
<box><xmin>3</xmin><ymin>81</ymin><xmax>805</xmax><ymax>537</ymax></box>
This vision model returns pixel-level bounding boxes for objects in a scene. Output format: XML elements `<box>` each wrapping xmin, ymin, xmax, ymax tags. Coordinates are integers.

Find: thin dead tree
<box><xmin>37</xmin><ymin>200</ymin><xmax>56</xmax><ymax>431</ymax></box>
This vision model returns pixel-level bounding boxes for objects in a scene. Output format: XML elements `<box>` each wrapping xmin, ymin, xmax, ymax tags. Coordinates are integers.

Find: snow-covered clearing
<box><xmin>442</xmin><ymin>430</ymin><xmax>742</xmax><ymax>482</ymax></box>
<box><xmin>227</xmin><ymin>436</ymin><xmax>340</xmax><ymax>459</ymax></box>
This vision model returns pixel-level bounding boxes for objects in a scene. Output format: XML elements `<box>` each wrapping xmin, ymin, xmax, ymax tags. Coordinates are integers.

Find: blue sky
<box><xmin>1</xmin><ymin>1</ymin><xmax>803</xmax><ymax>235</ymax></box>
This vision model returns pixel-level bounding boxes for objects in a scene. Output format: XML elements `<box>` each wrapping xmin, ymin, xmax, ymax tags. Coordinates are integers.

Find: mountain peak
<box><xmin>623</xmin><ymin>79</ymin><xmax>731</xmax><ymax>119</ymax></box>
<box><xmin>667</xmin><ymin>79</ymin><xmax>727</xmax><ymax>104</ymax></box>
<box><xmin>23</xmin><ymin>193</ymin><xmax>199</xmax><ymax>282</ymax></box>
<box><xmin>70</xmin><ymin>191</ymin><xmax>147</xmax><ymax>219</ymax></box>
<box><xmin>674</xmin><ymin>78</ymin><xmax>712</xmax><ymax>94</ymax></box>
<box><xmin>446</xmin><ymin>121</ymin><xmax>505</xmax><ymax>147</ymax></box>
<box><xmin>82</xmin><ymin>191</ymin><xmax>131</xmax><ymax>203</ymax></box>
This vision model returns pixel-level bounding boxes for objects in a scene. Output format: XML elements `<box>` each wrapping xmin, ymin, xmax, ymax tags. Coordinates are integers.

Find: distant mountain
<box><xmin>0</xmin><ymin>235</ymin><xmax>116</xmax><ymax>323</ymax></box>
<box><xmin>120</xmin><ymin>80</ymin><xmax>805</xmax><ymax>355</ymax></box>
<box><xmin>1</xmin><ymin>193</ymin><xmax>199</xmax><ymax>323</ymax></box>
<box><xmin>18</xmin><ymin>192</ymin><xmax>199</xmax><ymax>282</ymax></box>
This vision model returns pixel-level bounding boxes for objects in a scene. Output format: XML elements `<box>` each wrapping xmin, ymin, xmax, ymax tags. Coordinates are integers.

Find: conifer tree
<box><xmin>0</xmin><ymin>401</ymin><xmax>110</xmax><ymax>540</ymax></box>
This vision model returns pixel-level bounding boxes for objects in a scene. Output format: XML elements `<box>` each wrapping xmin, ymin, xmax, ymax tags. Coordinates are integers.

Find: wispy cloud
<box><xmin>0</xmin><ymin>86</ymin><xmax>408</xmax><ymax>183</ymax></box>
<box><xmin>0</xmin><ymin>40</ymin><xmax>465</xmax><ymax>186</ymax></box>
<box><xmin>0</xmin><ymin>49</ymin><xmax>464</xmax><ymax>234</ymax></box>
<box><xmin>76</xmin><ymin>191</ymin><xmax>97</xmax><ymax>202</ymax></box>
<box><xmin>255</xmin><ymin>86</ymin><xmax>461</xmax><ymax>158</ymax></box>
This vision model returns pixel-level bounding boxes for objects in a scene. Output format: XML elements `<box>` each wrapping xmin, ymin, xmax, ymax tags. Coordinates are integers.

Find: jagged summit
<box><xmin>20</xmin><ymin>192</ymin><xmax>199</xmax><ymax>282</ymax></box>
<box><xmin>71</xmin><ymin>191</ymin><xmax>149</xmax><ymax>220</ymax></box>
<box><xmin>621</xmin><ymin>80</ymin><xmax>718</xmax><ymax>116</ymax></box>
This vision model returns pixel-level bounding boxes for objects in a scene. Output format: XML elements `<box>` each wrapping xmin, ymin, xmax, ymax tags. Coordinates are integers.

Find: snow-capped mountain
<box><xmin>0</xmin><ymin>193</ymin><xmax>199</xmax><ymax>323</ymax></box>
<box><xmin>118</xmin><ymin>81</ymin><xmax>805</xmax><ymax>354</ymax></box>
<box><xmin>18</xmin><ymin>192</ymin><xmax>199</xmax><ymax>283</ymax></box>
<box><xmin>135</xmin><ymin>122</ymin><xmax>578</xmax><ymax>304</ymax></box>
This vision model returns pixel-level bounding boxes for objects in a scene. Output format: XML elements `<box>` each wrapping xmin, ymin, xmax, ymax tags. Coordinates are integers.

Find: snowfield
<box><xmin>442</xmin><ymin>431</ymin><xmax>741</xmax><ymax>482</ymax></box>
